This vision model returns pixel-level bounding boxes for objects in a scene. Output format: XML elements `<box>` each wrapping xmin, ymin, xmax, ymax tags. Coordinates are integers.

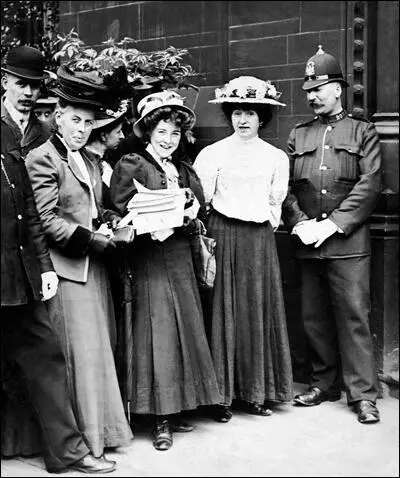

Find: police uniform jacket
<box><xmin>25</xmin><ymin>134</ymin><xmax>118</xmax><ymax>283</ymax></box>
<box><xmin>1</xmin><ymin>124</ymin><xmax>54</xmax><ymax>306</ymax></box>
<box><xmin>282</xmin><ymin>111</ymin><xmax>382</xmax><ymax>258</ymax></box>
<box><xmin>1</xmin><ymin>99</ymin><xmax>51</xmax><ymax>159</ymax></box>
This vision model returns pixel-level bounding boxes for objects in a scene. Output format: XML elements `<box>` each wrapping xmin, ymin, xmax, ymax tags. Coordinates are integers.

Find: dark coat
<box><xmin>110</xmin><ymin>150</ymin><xmax>205</xmax><ymax>216</ymax></box>
<box><xmin>282</xmin><ymin>112</ymin><xmax>382</xmax><ymax>258</ymax></box>
<box><xmin>1</xmin><ymin>100</ymin><xmax>51</xmax><ymax>159</ymax></box>
<box><xmin>1</xmin><ymin>123</ymin><xmax>54</xmax><ymax>306</ymax></box>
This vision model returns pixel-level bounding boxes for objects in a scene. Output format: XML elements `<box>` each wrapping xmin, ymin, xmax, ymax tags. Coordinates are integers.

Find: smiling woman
<box><xmin>109</xmin><ymin>90</ymin><xmax>221</xmax><ymax>452</ymax></box>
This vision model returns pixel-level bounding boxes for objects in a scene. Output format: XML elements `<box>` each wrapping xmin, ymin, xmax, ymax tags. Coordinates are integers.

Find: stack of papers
<box><xmin>117</xmin><ymin>179</ymin><xmax>186</xmax><ymax>237</ymax></box>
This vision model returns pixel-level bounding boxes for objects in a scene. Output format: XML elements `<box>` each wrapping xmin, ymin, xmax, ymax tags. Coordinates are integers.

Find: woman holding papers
<box><xmin>110</xmin><ymin>91</ymin><xmax>220</xmax><ymax>451</ymax></box>
<box><xmin>25</xmin><ymin>66</ymin><xmax>134</xmax><ymax>462</ymax></box>
<box><xmin>193</xmin><ymin>77</ymin><xmax>293</xmax><ymax>423</ymax></box>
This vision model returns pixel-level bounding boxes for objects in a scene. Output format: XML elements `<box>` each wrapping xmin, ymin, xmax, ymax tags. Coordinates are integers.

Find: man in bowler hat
<box><xmin>1</xmin><ymin>46</ymin><xmax>117</xmax><ymax>473</ymax></box>
<box><xmin>1</xmin><ymin>45</ymin><xmax>53</xmax><ymax>158</ymax></box>
<box><xmin>282</xmin><ymin>46</ymin><xmax>381</xmax><ymax>424</ymax></box>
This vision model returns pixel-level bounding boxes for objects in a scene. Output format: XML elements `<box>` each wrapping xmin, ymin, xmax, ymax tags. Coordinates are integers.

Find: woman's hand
<box><xmin>184</xmin><ymin>188</ymin><xmax>195</xmax><ymax>209</ymax></box>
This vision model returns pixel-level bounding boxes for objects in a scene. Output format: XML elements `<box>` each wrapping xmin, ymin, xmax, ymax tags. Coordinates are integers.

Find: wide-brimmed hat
<box><xmin>1</xmin><ymin>46</ymin><xmax>49</xmax><ymax>81</ymax></box>
<box><xmin>50</xmin><ymin>65</ymin><xmax>108</xmax><ymax>108</ymax></box>
<box><xmin>133</xmin><ymin>90</ymin><xmax>196</xmax><ymax>137</ymax></box>
<box><xmin>302</xmin><ymin>45</ymin><xmax>349</xmax><ymax>91</ymax></box>
<box><xmin>93</xmin><ymin>100</ymin><xmax>129</xmax><ymax>130</ymax></box>
<box><xmin>209</xmin><ymin>76</ymin><xmax>286</xmax><ymax>106</ymax></box>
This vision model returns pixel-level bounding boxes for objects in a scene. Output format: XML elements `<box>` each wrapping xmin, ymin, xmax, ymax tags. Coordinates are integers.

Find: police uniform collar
<box><xmin>319</xmin><ymin>109</ymin><xmax>347</xmax><ymax>124</ymax></box>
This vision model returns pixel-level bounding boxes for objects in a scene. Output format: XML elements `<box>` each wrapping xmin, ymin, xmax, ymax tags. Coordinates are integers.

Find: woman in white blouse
<box><xmin>194</xmin><ymin>76</ymin><xmax>294</xmax><ymax>422</ymax></box>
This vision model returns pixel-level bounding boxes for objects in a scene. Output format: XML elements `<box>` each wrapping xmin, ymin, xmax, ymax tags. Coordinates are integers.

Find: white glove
<box><xmin>313</xmin><ymin>219</ymin><xmax>340</xmax><ymax>248</ymax></box>
<box><xmin>41</xmin><ymin>271</ymin><xmax>59</xmax><ymax>301</ymax></box>
<box><xmin>292</xmin><ymin>219</ymin><xmax>318</xmax><ymax>245</ymax></box>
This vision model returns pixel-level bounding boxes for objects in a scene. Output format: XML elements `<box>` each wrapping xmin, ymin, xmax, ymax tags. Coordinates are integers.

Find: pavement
<box><xmin>1</xmin><ymin>383</ymin><xmax>399</xmax><ymax>477</ymax></box>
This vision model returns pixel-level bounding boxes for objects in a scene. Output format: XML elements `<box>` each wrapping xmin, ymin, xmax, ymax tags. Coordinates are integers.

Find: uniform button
<box><xmin>324</xmin><ymin>145</ymin><xmax>330</xmax><ymax>150</ymax></box>
<box><xmin>322</xmin><ymin>213</ymin><xmax>328</xmax><ymax>218</ymax></box>
<box><xmin>11</xmin><ymin>183</ymin><xmax>15</xmax><ymax>189</ymax></box>
<box><xmin>327</xmin><ymin>126</ymin><xmax>332</xmax><ymax>131</ymax></box>
<box><xmin>17</xmin><ymin>214</ymin><xmax>23</xmax><ymax>220</ymax></box>
<box><xmin>320</xmin><ymin>165</ymin><xmax>327</xmax><ymax>171</ymax></box>
<box><xmin>161</xmin><ymin>180</ymin><xmax>167</xmax><ymax>185</ymax></box>
<box><xmin>19</xmin><ymin>245</ymin><xmax>23</xmax><ymax>250</ymax></box>
<box><xmin>321</xmin><ymin>189</ymin><xmax>327</xmax><ymax>194</ymax></box>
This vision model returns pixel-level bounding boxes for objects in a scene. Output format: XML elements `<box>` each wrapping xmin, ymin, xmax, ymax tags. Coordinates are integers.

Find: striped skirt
<box><xmin>207</xmin><ymin>210</ymin><xmax>293</xmax><ymax>405</ymax></box>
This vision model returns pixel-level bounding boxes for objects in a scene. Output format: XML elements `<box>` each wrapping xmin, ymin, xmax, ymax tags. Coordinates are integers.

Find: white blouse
<box><xmin>193</xmin><ymin>133</ymin><xmax>289</xmax><ymax>229</ymax></box>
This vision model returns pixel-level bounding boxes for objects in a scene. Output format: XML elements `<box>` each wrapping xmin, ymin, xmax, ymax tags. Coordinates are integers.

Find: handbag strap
<box><xmin>197</xmin><ymin>219</ymin><xmax>207</xmax><ymax>236</ymax></box>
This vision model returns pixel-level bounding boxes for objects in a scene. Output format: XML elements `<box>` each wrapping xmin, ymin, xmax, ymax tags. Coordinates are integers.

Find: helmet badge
<box><xmin>305</xmin><ymin>61</ymin><xmax>315</xmax><ymax>77</ymax></box>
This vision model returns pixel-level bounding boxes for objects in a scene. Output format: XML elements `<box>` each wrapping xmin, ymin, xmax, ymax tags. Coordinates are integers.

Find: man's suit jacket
<box><xmin>26</xmin><ymin>134</ymin><xmax>117</xmax><ymax>283</ymax></box>
<box><xmin>1</xmin><ymin>100</ymin><xmax>51</xmax><ymax>159</ymax></box>
<box><xmin>1</xmin><ymin>123</ymin><xmax>54</xmax><ymax>306</ymax></box>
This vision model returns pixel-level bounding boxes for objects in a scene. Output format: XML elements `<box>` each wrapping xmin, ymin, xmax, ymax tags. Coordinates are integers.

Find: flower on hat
<box><xmin>214</xmin><ymin>76</ymin><xmax>282</xmax><ymax>102</ymax></box>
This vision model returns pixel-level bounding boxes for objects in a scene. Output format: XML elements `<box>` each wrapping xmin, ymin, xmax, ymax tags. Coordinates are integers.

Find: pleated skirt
<box><xmin>207</xmin><ymin>210</ymin><xmax>293</xmax><ymax>404</ymax></box>
<box><xmin>52</xmin><ymin>257</ymin><xmax>133</xmax><ymax>457</ymax></box>
<box><xmin>125</xmin><ymin>233</ymin><xmax>221</xmax><ymax>416</ymax></box>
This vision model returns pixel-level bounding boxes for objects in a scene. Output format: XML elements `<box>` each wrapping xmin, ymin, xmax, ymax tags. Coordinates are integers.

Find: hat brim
<box><xmin>209</xmin><ymin>97</ymin><xmax>286</xmax><ymax>106</ymax></box>
<box><xmin>1</xmin><ymin>66</ymin><xmax>49</xmax><ymax>81</ymax></box>
<box><xmin>93</xmin><ymin>111</ymin><xmax>127</xmax><ymax>130</ymax></box>
<box><xmin>302</xmin><ymin>78</ymin><xmax>349</xmax><ymax>91</ymax></box>
<box><xmin>35</xmin><ymin>96</ymin><xmax>58</xmax><ymax>106</ymax></box>
<box><xmin>133</xmin><ymin>105</ymin><xmax>196</xmax><ymax>138</ymax></box>
<box><xmin>50</xmin><ymin>88</ymin><xmax>103</xmax><ymax>108</ymax></box>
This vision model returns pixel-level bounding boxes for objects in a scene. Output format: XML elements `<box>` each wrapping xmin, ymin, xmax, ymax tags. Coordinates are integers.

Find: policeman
<box><xmin>282</xmin><ymin>46</ymin><xmax>381</xmax><ymax>424</ymax></box>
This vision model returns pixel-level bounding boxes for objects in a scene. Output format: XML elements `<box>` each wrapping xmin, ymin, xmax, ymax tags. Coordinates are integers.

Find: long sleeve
<box><xmin>193</xmin><ymin>146</ymin><xmax>218</xmax><ymax>206</ymax></box>
<box><xmin>26</xmin><ymin>147</ymin><xmax>92</xmax><ymax>256</ymax></box>
<box><xmin>329</xmin><ymin>122</ymin><xmax>382</xmax><ymax>235</ymax></box>
<box><xmin>109</xmin><ymin>153</ymin><xmax>147</xmax><ymax>215</ymax></box>
<box><xmin>281</xmin><ymin>128</ymin><xmax>310</xmax><ymax>229</ymax></box>
<box><xmin>269</xmin><ymin>150</ymin><xmax>290</xmax><ymax>230</ymax></box>
<box><xmin>21</xmin><ymin>159</ymin><xmax>54</xmax><ymax>273</ymax></box>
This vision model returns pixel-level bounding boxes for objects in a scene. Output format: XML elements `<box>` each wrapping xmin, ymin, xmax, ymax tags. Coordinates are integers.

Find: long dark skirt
<box><xmin>208</xmin><ymin>210</ymin><xmax>293</xmax><ymax>405</ymax></box>
<box><xmin>125</xmin><ymin>232</ymin><xmax>221</xmax><ymax>416</ymax></box>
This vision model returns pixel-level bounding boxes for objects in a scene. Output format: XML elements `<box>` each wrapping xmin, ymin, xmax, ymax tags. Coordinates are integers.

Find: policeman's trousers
<box><xmin>1</xmin><ymin>299</ymin><xmax>89</xmax><ymax>471</ymax></box>
<box><xmin>300</xmin><ymin>256</ymin><xmax>379</xmax><ymax>404</ymax></box>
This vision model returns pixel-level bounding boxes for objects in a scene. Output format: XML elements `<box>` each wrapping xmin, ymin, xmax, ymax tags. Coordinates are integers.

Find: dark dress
<box><xmin>110</xmin><ymin>151</ymin><xmax>221</xmax><ymax>415</ymax></box>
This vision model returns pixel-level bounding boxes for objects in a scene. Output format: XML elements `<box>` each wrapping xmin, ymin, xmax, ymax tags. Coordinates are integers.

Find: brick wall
<box><xmin>59</xmin><ymin>1</ymin><xmax>348</xmax><ymax>152</ymax></box>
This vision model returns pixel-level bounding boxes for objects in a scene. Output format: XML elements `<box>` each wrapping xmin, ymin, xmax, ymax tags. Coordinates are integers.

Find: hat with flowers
<box><xmin>209</xmin><ymin>76</ymin><xmax>285</xmax><ymax>106</ymax></box>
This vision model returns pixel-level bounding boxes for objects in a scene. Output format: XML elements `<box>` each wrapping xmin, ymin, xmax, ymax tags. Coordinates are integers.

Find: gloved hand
<box><xmin>292</xmin><ymin>219</ymin><xmax>318</xmax><ymax>245</ymax></box>
<box><xmin>41</xmin><ymin>271</ymin><xmax>59</xmax><ymax>301</ymax></box>
<box><xmin>184</xmin><ymin>188</ymin><xmax>195</xmax><ymax>209</ymax></box>
<box><xmin>312</xmin><ymin>219</ymin><xmax>339</xmax><ymax>248</ymax></box>
<box><xmin>107</xmin><ymin>214</ymin><xmax>121</xmax><ymax>230</ymax></box>
<box><xmin>89</xmin><ymin>232</ymin><xmax>116</xmax><ymax>254</ymax></box>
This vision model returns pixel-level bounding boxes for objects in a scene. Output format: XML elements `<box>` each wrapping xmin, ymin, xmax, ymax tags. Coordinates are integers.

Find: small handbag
<box><xmin>189</xmin><ymin>220</ymin><xmax>216</xmax><ymax>289</ymax></box>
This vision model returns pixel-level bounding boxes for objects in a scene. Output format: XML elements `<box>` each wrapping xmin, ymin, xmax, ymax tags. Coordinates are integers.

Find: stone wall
<box><xmin>59</xmin><ymin>1</ymin><xmax>348</xmax><ymax>152</ymax></box>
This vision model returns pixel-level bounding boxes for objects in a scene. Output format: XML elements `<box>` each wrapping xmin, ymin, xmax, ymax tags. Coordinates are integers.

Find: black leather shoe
<box><xmin>293</xmin><ymin>386</ymin><xmax>341</xmax><ymax>407</ymax></box>
<box><xmin>69</xmin><ymin>454</ymin><xmax>116</xmax><ymax>474</ymax></box>
<box><xmin>240</xmin><ymin>401</ymin><xmax>272</xmax><ymax>416</ymax></box>
<box><xmin>212</xmin><ymin>404</ymin><xmax>233</xmax><ymax>423</ymax></box>
<box><xmin>153</xmin><ymin>418</ymin><xmax>173</xmax><ymax>451</ymax></box>
<box><xmin>170</xmin><ymin>415</ymin><xmax>194</xmax><ymax>432</ymax></box>
<box><xmin>354</xmin><ymin>400</ymin><xmax>380</xmax><ymax>424</ymax></box>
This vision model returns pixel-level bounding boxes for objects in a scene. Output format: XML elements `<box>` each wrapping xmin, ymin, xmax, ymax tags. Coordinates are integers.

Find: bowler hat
<box><xmin>133</xmin><ymin>90</ymin><xmax>196</xmax><ymax>137</ymax></box>
<box><xmin>1</xmin><ymin>46</ymin><xmax>49</xmax><ymax>81</ymax></box>
<box><xmin>303</xmin><ymin>45</ymin><xmax>349</xmax><ymax>91</ymax></box>
<box><xmin>51</xmin><ymin>65</ymin><xmax>108</xmax><ymax>108</ymax></box>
